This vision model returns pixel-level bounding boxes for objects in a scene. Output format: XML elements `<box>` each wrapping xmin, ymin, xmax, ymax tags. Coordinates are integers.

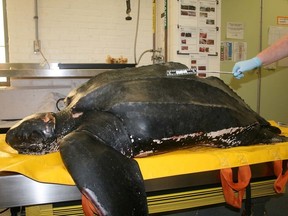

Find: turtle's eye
<box><xmin>29</xmin><ymin>131</ymin><xmax>45</xmax><ymax>143</ymax></box>
<box><xmin>45</xmin><ymin>119</ymin><xmax>54</xmax><ymax>128</ymax></box>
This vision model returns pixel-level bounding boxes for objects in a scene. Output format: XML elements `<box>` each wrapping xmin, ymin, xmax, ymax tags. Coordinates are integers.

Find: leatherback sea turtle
<box><xmin>5</xmin><ymin>62</ymin><xmax>287</xmax><ymax>215</ymax></box>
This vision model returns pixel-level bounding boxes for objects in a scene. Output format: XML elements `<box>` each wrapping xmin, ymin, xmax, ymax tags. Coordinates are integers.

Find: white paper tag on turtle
<box><xmin>166</xmin><ymin>68</ymin><xmax>197</xmax><ymax>76</ymax></box>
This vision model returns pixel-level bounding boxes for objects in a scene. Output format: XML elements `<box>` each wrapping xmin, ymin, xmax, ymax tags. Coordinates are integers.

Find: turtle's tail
<box><xmin>258</xmin><ymin>125</ymin><xmax>288</xmax><ymax>144</ymax></box>
<box><xmin>271</xmin><ymin>134</ymin><xmax>288</xmax><ymax>143</ymax></box>
<box><xmin>264</xmin><ymin>124</ymin><xmax>288</xmax><ymax>142</ymax></box>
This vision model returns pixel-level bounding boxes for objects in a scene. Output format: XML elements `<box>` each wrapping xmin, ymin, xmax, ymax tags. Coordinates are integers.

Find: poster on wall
<box><xmin>220</xmin><ymin>41</ymin><xmax>247</xmax><ymax>62</ymax></box>
<box><xmin>177</xmin><ymin>0</ymin><xmax>218</xmax><ymax>55</ymax></box>
<box><xmin>190</xmin><ymin>53</ymin><xmax>208</xmax><ymax>73</ymax></box>
<box><xmin>179</xmin><ymin>0</ymin><xmax>198</xmax><ymax>26</ymax></box>
<box><xmin>178</xmin><ymin>26</ymin><xmax>217</xmax><ymax>55</ymax></box>
<box><xmin>233</xmin><ymin>41</ymin><xmax>247</xmax><ymax>62</ymax></box>
<box><xmin>198</xmin><ymin>0</ymin><xmax>216</xmax><ymax>27</ymax></box>
<box><xmin>198</xmin><ymin>28</ymin><xmax>217</xmax><ymax>54</ymax></box>
<box><xmin>220</xmin><ymin>41</ymin><xmax>233</xmax><ymax>61</ymax></box>
<box><xmin>179</xmin><ymin>26</ymin><xmax>198</xmax><ymax>54</ymax></box>
<box><xmin>226</xmin><ymin>22</ymin><xmax>244</xmax><ymax>39</ymax></box>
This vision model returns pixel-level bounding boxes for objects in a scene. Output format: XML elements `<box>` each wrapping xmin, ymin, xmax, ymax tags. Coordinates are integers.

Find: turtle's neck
<box><xmin>54</xmin><ymin>109</ymin><xmax>83</xmax><ymax>137</ymax></box>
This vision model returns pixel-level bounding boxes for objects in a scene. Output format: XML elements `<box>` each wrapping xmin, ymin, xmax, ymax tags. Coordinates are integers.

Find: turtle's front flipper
<box><xmin>59</xmin><ymin>131</ymin><xmax>148</xmax><ymax>216</ymax></box>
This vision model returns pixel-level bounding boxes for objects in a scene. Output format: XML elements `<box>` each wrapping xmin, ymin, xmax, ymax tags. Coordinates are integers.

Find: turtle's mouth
<box><xmin>14</xmin><ymin>139</ymin><xmax>60</xmax><ymax>155</ymax></box>
<box><xmin>6</xmin><ymin>125</ymin><xmax>59</xmax><ymax>155</ymax></box>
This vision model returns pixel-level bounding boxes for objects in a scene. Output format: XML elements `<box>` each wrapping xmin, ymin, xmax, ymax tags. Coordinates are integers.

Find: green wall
<box><xmin>221</xmin><ymin>0</ymin><xmax>288</xmax><ymax>123</ymax></box>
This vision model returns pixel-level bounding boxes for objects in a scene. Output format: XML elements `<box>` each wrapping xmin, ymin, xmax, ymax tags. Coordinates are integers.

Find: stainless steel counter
<box><xmin>0</xmin><ymin>68</ymin><xmax>106</xmax><ymax>78</ymax></box>
<box><xmin>0</xmin><ymin>172</ymin><xmax>81</xmax><ymax>208</ymax></box>
<box><xmin>0</xmin><ymin>63</ymin><xmax>135</xmax><ymax>78</ymax></box>
<box><xmin>0</xmin><ymin>162</ymin><xmax>277</xmax><ymax>209</ymax></box>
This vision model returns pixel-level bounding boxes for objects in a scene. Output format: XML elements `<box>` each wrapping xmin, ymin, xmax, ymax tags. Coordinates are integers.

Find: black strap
<box><xmin>242</xmin><ymin>182</ymin><xmax>252</xmax><ymax>216</ymax></box>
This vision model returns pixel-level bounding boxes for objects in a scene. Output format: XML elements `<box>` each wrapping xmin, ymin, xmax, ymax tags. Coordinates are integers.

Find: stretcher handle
<box><xmin>82</xmin><ymin>194</ymin><xmax>101</xmax><ymax>216</ymax></box>
<box><xmin>273</xmin><ymin>160</ymin><xmax>288</xmax><ymax>193</ymax></box>
<box><xmin>220</xmin><ymin>165</ymin><xmax>251</xmax><ymax>209</ymax></box>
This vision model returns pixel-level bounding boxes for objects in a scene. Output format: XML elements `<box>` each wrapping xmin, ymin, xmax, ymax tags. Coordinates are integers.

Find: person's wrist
<box><xmin>252</xmin><ymin>56</ymin><xmax>262</xmax><ymax>67</ymax></box>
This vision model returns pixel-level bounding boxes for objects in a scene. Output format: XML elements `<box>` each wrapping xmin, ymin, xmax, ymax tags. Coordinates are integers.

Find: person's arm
<box><xmin>257</xmin><ymin>34</ymin><xmax>288</xmax><ymax>65</ymax></box>
<box><xmin>233</xmin><ymin>34</ymin><xmax>288</xmax><ymax>79</ymax></box>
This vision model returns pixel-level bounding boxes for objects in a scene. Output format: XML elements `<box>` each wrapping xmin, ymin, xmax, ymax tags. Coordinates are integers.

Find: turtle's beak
<box><xmin>5</xmin><ymin>112</ymin><xmax>58</xmax><ymax>154</ymax></box>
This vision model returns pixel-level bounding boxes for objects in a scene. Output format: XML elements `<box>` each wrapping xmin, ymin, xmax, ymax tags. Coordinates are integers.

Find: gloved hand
<box><xmin>232</xmin><ymin>57</ymin><xmax>262</xmax><ymax>79</ymax></box>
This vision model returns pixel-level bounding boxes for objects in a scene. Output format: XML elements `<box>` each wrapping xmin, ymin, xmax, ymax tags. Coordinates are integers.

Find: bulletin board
<box><xmin>177</xmin><ymin>0</ymin><xmax>218</xmax><ymax>56</ymax></box>
<box><xmin>154</xmin><ymin>0</ymin><xmax>221</xmax><ymax>75</ymax></box>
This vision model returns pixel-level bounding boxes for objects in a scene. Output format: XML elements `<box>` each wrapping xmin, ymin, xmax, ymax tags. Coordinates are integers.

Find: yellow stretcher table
<box><xmin>0</xmin><ymin>121</ymin><xmax>287</xmax><ymax>214</ymax></box>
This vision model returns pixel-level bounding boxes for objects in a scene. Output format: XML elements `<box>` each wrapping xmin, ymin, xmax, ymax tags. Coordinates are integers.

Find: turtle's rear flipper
<box><xmin>59</xmin><ymin>131</ymin><xmax>148</xmax><ymax>216</ymax></box>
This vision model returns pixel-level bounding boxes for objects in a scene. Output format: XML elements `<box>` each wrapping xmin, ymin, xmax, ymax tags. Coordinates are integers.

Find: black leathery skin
<box><xmin>59</xmin><ymin>131</ymin><xmax>148</xmax><ymax>216</ymax></box>
<box><xmin>66</xmin><ymin>62</ymin><xmax>188</xmax><ymax>111</ymax></box>
<box><xmin>77</xmin><ymin>111</ymin><xmax>134</xmax><ymax>157</ymax></box>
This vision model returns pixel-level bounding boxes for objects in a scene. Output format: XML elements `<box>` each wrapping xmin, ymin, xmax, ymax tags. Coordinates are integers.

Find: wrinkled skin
<box><xmin>5</xmin><ymin>62</ymin><xmax>288</xmax><ymax>216</ymax></box>
<box><xmin>6</xmin><ymin>110</ymin><xmax>82</xmax><ymax>155</ymax></box>
<box><xmin>6</xmin><ymin>113</ymin><xmax>57</xmax><ymax>154</ymax></box>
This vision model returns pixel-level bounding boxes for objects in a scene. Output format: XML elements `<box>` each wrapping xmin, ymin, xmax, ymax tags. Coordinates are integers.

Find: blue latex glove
<box><xmin>232</xmin><ymin>57</ymin><xmax>262</xmax><ymax>79</ymax></box>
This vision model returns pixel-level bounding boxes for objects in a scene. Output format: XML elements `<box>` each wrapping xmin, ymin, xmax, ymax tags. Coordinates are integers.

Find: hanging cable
<box><xmin>0</xmin><ymin>208</ymin><xmax>9</xmax><ymax>214</ymax></box>
<box><xmin>39</xmin><ymin>49</ymin><xmax>50</xmax><ymax>68</ymax></box>
<box><xmin>56</xmin><ymin>98</ymin><xmax>65</xmax><ymax>111</ymax></box>
<box><xmin>137</xmin><ymin>48</ymin><xmax>163</xmax><ymax>65</ymax></box>
<box><xmin>137</xmin><ymin>49</ymin><xmax>153</xmax><ymax>65</ymax></box>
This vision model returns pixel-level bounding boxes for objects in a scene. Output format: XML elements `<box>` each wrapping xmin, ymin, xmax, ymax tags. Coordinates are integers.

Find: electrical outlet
<box><xmin>33</xmin><ymin>40</ymin><xmax>41</xmax><ymax>53</ymax></box>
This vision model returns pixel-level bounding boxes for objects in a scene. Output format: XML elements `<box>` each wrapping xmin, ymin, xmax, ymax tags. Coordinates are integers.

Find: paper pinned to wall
<box><xmin>233</xmin><ymin>41</ymin><xmax>247</xmax><ymax>62</ymax></box>
<box><xmin>226</xmin><ymin>22</ymin><xmax>244</xmax><ymax>39</ymax></box>
<box><xmin>220</xmin><ymin>41</ymin><xmax>246</xmax><ymax>62</ymax></box>
<box><xmin>220</xmin><ymin>41</ymin><xmax>233</xmax><ymax>61</ymax></box>
<box><xmin>268</xmin><ymin>26</ymin><xmax>288</xmax><ymax>67</ymax></box>
<box><xmin>190</xmin><ymin>53</ymin><xmax>209</xmax><ymax>73</ymax></box>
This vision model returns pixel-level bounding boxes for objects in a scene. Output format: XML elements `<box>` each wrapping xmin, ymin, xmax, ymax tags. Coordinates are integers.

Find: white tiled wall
<box><xmin>6</xmin><ymin>0</ymin><xmax>153</xmax><ymax>65</ymax></box>
<box><xmin>0</xmin><ymin>1</ymin><xmax>154</xmax><ymax>122</ymax></box>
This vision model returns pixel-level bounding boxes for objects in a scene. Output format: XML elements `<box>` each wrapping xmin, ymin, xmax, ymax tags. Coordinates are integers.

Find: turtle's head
<box><xmin>5</xmin><ymin>112</ymin><xmax>59</xmax><ymax>155</ymax></box>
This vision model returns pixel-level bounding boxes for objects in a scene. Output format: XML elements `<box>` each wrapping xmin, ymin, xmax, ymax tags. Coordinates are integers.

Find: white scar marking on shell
<box><xmin>135</xmin><ymin>150</ymin><xmax>154</xmax><ymax>157</ymax></box>
<box><xmin>152</xmin><ymin>126</ymin><xmax>245</xmax><ymax>144</ymax></box>
<box><xmin>206</xmin><ymin>127</ymin><xmax>243</xmax><ymax>138</ymax></box>
<box><xmin>72</xmin><ymin>112</ymin><xmax>83</xmax><ymax>118</ymax></box>
<box><xmin>130</xmin><ymin>135</ymin><xmax>134</xmax><ymax>143</ymax></box>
